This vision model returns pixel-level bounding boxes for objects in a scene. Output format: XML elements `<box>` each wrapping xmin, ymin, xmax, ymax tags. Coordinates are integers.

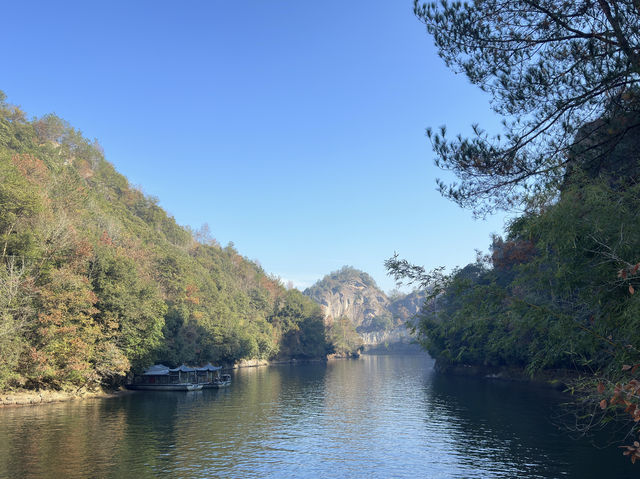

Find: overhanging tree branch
<box><xmin>414</xmin><ymin>0</ymin><xmax>640</xmax><ymax>214</ymax></box>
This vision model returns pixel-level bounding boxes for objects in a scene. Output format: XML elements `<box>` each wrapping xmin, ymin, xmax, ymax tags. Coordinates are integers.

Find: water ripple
<box><xmin>0</xmin><ymin>355</ymin><xmax>636</xmax><ymax>478</ymax></box>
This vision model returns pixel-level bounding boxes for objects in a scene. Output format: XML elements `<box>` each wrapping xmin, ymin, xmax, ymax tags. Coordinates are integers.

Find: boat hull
<box><xmin>201</xmin><ymin>380</ymin><xmax>231</xmax><ymax>389</ymax></box>
<box><xmin>125</xmin><ymin>383</ymin><xmax>203</xmax><ymax>391</ymax></box>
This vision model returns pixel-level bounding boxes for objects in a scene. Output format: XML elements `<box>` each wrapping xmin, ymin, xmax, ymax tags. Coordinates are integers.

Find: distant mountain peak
<box><xmin>303</xmin><ymin>266</ymin><xmax>426</xmax><ymax>349</ymax></box>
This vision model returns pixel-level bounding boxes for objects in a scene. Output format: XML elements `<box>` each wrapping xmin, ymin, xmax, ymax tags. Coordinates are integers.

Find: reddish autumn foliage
<box><xmin>99</xmin><ymin>230</ymin><xmax>114</xmax><ymax>246</ymax></box>
<box><xmin>11</xmin><ymin>154</ymin><xmax>48</xmax><ymax>186</ymax></box>
<box><xmin>491</xmin><ymin>237</ymin><xmax>536</xmax><ymax>270</ymax></box>
<box><xmin>185</xmin><ymin>284</ymin><xmax>200</xmax><ymax>305</ymax></box>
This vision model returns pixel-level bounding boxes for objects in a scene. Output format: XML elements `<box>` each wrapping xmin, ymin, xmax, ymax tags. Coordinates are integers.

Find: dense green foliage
<box><xmin>327</xmin><ymin>315</ymin><xmax>363</xmax><ymax>357</ymax></box>
<box><xmin>388</xmin><ymin>111</ymin><xmax>640</xmax><ymax>454</ymax></box>
<box><xmin>412</xmin><ymin>186</ymin><xmax>627</xmax><ymax>371</ymax></box>
<box><xmin>304</xmin><ymin>266</ymin><xmax>379</xmax><ymax>294</ymax></box>
<box><xmin>394</xmin><ymin>140</ymin><xmax>640</xmax><ymax>374</ymax></box>
<box><xmin>393</xmin><ymin>1</ymin><xmax>640</xmax><ymax>454</ymax></box>
<box><xmin>397</xmin><ymin>0</ymin><xmax>640</xmax><ymax>379</ymax></box>
<box><xmin>0</xmin><ymin>93</ymin><xmax>329</xmax><ymax>391</ymax></box>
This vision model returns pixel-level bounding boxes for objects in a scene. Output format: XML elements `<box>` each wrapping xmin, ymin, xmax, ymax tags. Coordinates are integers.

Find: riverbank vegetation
<box><xmin>388</xmin><ymin>0</ymin><xmax>640</xmax><ymax>459</ymax></box>
<box><xmin>0</xmin><ymin>91</ymin><xmax>330</xmax><ymax>393</ymax></box>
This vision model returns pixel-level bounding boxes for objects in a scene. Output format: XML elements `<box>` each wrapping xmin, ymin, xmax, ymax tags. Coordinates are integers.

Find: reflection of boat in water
<box><xmin>210</xmin><ymin>374</ymin><xmax>232</xmax><ymax>388</ymax></box>
<box><xmin>127</xmin><ymin>363</ymin><xmax>231</xmax><ymax>391</ymax></box>
<box><xmin>127</xmin><ymin>383</ymin><xmax>202</xmax><ymax>391</ymax></box>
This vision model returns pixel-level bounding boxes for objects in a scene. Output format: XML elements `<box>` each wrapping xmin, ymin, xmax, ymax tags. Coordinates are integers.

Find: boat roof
<box><xmin>196</xmin><ymin>363</ymin><xmax>222</xmax><ymax>371</ymax></box>
<box><xmin>143</xmin><ymin>364</ymin><xmax>170</xmax><ymax>375</ymax></box>
<box><xmin>143</xmin><ymin>363</ymin><xmax>220</xmax><ymax>375</ymax></box>
<box><xmin>170</xmin><ymin>364</ymin><xmax>197</xmax><ymax>372</ymax></box>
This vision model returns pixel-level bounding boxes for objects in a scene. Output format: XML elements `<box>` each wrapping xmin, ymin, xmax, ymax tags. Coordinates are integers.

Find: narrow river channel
<box><xmin>0</xmin><ymin>354</ymin><xmax>635</xmax><ymax>478</ymax></box>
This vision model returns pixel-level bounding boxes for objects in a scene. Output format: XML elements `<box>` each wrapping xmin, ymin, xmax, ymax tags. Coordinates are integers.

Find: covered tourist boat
<box><xmin>126</xmin><ymin>364</ymin><xmax>203</xmax><ymax>391</ymax></box>
<box><xmin>196</xmin><ymin>363</ymin><xmax>232</xmax><ymax>388</ymax></box>
<box><xmin>213</xmin><ymin>373</ymin><xmax>232</xmax><ymax>388</ymax></box>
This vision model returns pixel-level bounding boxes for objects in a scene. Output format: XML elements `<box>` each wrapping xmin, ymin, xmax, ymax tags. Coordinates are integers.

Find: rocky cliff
<box><xmin>303</xmin><ymin>266</ymin><xmax>426</xmax><ymax>349</ymax></box>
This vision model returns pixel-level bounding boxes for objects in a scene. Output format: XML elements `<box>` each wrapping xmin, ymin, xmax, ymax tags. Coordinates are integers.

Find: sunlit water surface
<box><xmin>0</xmin><ymin>355</ymin><xmax>635</xmax><ymax>478</ymax></box>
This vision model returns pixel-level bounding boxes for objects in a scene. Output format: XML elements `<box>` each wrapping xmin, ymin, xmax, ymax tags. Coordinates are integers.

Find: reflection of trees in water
<box><xmin>164</xmin><ymin>363</ymin><xmax>329</xmax><ymax>477</ymax></box>
<box><xmin>1</xmin><ymin>358</ymin><xmax>636</xmax><ymax>479</ymax></box>
<box><xmin>0</xmin><ymin>399</ymin><xmax>129</xmax><ymax>478</ymax></box>
<box><xmin>424</xmin><ymin>373</ymin><xmax>635</xmax><ymax>478</ymax></box>
<box><xmin>324</xmin><ymin>356</ymin><xmax>402</xmax><ymax>420</ymax></box>
<box><xmin>0</xmin><ymin>393</ymin><xmax>222</xmax><ymax>478</ymax></box>
<box><xmin>111</xmin><ymin>393</ymin><xmax>184</xmax><ymax>477</ymax></box>
<box><xmin>0</xmin><ymin>365</ymin><xmax>332</xmax><ymax>478</ymax></box>
<box><xmin>321</xmin><ymin>355</ymin><xmax>435</xmax><ymax>450</ymax></box>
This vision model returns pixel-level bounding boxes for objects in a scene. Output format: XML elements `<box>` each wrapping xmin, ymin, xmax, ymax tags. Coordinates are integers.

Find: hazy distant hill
<box><xmin>303</xmin><ymin>266</ymin><xmax>425</xmax><ymax>350</ymax></box>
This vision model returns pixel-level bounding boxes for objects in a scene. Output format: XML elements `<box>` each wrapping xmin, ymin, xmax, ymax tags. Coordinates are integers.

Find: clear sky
<box><xmin>3</xmin><ymin>0</ymin><xmax>508</xmax><ymax>292</ymax></box>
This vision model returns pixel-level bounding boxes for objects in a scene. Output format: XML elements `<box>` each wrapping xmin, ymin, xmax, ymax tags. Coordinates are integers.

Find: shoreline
<box><xmin>0</xmin><ymin>354</ymin><xmax>419</xmax><ymax>408</ymax></box>
<box><xmin>433</xmin><ymin>361</ymin><xmax>580</xmax><ymax>391</ymax></box>
<box><xmin>0</xmin><ymin>388</ymin><xmax>135</xmax><ymax>408</ymax></box>
<box><xmin>0</xmin><ymin>356</ymin><xmax>328</xmax><ymax>409</ymax></box>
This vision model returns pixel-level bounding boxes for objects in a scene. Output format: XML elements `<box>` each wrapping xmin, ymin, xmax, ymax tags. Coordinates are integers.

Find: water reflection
<box><xmin>0</xmin><ymin>356</ymin><xmax>636</xmax><ymax>478</ymax></box>
<box><xmin>424</xmin><ymin>370</ymin><xmax>636</xmax><ymax>478</ymax></box>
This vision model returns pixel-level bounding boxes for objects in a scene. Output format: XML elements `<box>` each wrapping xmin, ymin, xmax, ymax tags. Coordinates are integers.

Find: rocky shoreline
<box><xmin>0</xmin><ymin>388</ymin><xmax>135</xmax><ymax>408</ymax></box>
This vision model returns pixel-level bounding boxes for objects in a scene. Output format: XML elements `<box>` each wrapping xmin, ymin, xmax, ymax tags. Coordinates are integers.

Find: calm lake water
<box><xmin>0</xmin><ymin>354</ymin><xmax>636</xmax><ymax>478</ymax></box>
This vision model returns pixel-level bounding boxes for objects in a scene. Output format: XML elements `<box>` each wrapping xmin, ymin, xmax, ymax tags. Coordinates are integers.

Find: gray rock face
<box><xmin>303</xmin><ymin>266</ymin><xmax>425</xmax><ymax>347</ymax></box>
<box><xmin>359</xmin><ymin>326</ymin><xmax>410</xmax><ymax>347</ymax></box>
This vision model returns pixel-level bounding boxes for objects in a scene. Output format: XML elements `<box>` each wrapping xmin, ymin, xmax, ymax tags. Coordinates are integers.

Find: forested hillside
<box><xmin>0</xmin><ymin>92</ymin><xmax>328</xmax><ymax>392</ymax></box>
<box><xmin>396</xmin><ymin>162</ymin><xmax>640</xmax><ymax>376</ymax></box>
<box><xmin>388</xmin><ymin>0</ymin><xmax>640</xmax><ymax>456</ymax></box>
<box><xmin>387</xmin><ymin>114</ymin><xmax>640</xmax><ymax>453</ymax></box>
<box><xmin>389</xmin><ymin>0</ymin><xmax>640</xmax><ymax>382</ymax></box>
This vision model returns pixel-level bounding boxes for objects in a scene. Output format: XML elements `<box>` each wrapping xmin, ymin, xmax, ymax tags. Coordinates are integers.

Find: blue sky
<box><xmin>3</xmin><ymin>1</ymin><xmax>507</xmax><ymax>292</ymax></box>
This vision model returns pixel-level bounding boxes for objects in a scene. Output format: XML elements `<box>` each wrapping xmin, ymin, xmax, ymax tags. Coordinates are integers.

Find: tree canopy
<box><xmin>416</xmin><ymin>0</ymin><xmax>640</xmax><ymax>215</ymax></box>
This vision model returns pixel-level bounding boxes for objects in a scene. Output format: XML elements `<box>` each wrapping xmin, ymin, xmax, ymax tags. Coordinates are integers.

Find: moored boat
<box><xmin>126</xmin><ymin>364</ymin><xmax>203</xmax><ymax>391</ymax></box>
<box><xmin>211</xmin><ymin>373</ymin><xmax>232</xmax><ymax>388</ymax></box>
<box><xmin>196</xmin><ymin>363</ymin><xmax>232</xmax><ymax>388</ymax></box>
